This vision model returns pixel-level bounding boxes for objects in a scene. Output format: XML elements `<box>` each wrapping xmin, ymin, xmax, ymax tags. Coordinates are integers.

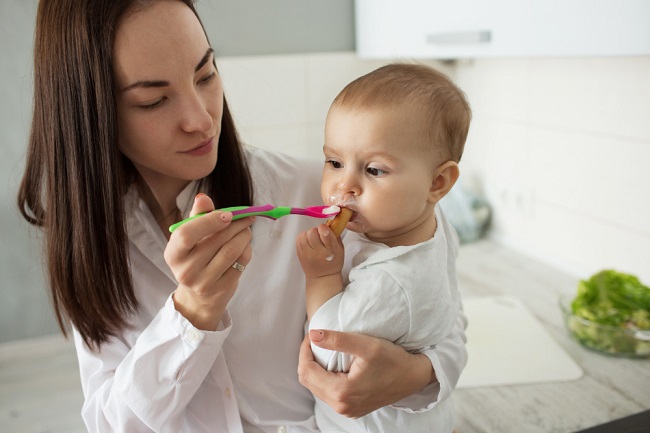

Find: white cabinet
<box><xmin>355</xmin><ymin>0</ymin><xmax>650</xmax><ymax>59</ymax></box>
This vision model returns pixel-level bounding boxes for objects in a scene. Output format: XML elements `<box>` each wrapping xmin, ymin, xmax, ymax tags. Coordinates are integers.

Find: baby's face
<box><xmin>321</xmin><ymin>105</ymin><xmax>439</xmax><ymax>245</ymax></box>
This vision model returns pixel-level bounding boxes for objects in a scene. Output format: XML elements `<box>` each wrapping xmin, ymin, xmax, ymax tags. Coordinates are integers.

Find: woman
<box><xmin>17</xmin><ymin>1</ymin><xmax>468</xmax><ymax>432</ymax></box>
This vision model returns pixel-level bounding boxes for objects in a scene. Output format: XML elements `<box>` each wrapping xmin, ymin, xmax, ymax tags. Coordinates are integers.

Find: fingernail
<box><xmin>309</xmin><ymin>329</ymin><xmax>325</xmax><ymax>342</ymax></box>
<box><xmin>195</xmin><ymin>192</ymin><xmax>206</xmax><ymax>200</ymax></box>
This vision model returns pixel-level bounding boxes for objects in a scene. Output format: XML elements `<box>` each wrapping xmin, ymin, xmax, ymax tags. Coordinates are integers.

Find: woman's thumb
<box><xmin>191</xmin><ymin>192</ymin><xmax>215</xmax><ymax>217</ymax></box>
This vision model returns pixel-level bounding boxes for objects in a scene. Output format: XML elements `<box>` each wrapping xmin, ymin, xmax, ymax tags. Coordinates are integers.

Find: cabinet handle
<box><xmin>427</xmin><ymin>30</ymin><xmax>491</xmax><ymax>44</ymax></box>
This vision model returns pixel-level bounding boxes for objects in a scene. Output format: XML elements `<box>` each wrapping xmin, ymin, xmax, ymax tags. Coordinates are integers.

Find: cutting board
<box><xmin>457</xmin><ymin>296</ymin><xmax>583</xmax><ymax>388</ymax></box>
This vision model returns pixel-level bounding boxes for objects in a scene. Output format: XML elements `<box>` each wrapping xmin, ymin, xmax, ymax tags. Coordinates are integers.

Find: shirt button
<box><xmin>277</xmin><ymin>426</ymin><xmax>287</xmax><ymax>433</ymax></box>
<box><xmin>225</xmin><ymin>387</ymin><xmax>231</xmax><ymax>399</ymax></box>
<box><xmin>186</xmin><ymin>329</ymin><xmax>200</xmax><ymax>342</ymax></box>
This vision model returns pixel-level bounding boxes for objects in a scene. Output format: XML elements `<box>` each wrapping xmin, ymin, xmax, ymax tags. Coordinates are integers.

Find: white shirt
<box><xmin>309</xmin><ymin>206</ymin><xmax>460</xmax><ymax>432</ymax></box>
<box><xmin>73</xmin><ymin>146</ymin><xmax>468</xmax><ymax>433</ymax></box>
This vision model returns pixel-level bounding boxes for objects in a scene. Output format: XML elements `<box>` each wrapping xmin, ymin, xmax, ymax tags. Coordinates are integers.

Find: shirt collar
<box><xmin>176</xmin><ymin>181</ymin><xmax>200</xmax><ymax>219</ymax></box>
<box><xmin>125</xmin><ymin>180</ymin><xmax>200</xmax><ymax>283</ymax></box>
<box><xmin>343</xmin><ymin>205</ymin><xmax>442</xmax><ymax>269</ymax></box>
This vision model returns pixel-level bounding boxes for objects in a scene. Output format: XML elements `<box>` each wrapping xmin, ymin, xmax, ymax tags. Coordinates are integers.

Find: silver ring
<box><xmin>231</xmin><ymin>261</ymin><xmax>245</xmax><ymax>272</ymax></box>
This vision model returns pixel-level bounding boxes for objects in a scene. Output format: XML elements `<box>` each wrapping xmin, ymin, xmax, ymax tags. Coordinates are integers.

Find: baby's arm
<box><xmin>296</xmin><ymin>224</ymin><xmax>344</xmax><ymax>321</ymax></box>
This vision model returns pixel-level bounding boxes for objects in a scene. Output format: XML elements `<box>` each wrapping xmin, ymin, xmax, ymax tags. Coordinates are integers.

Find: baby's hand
<box><xmin>296</xmin><ymin>224</ymin><xmax>344</xmax><ymax>279</ymax></box>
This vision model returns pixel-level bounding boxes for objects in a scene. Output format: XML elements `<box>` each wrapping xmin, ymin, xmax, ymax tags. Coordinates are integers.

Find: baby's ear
<box><xmin>428</xmin><ymin>161</ymin><xmax>460</xmax><ymax>203</ymax></box>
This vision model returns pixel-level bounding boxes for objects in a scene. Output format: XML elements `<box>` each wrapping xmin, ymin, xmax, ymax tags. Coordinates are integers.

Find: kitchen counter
<box><xmin>453</xmin><ymin>240</ymin><xmax>650</xmax><ymax>433</ymax></box>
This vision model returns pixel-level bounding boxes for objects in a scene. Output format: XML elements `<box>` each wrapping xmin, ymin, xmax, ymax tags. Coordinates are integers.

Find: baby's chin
<box><xmin>345</xmin><ymin>217</ymin><xmax>367</xmax><ymax>233</ymax></box>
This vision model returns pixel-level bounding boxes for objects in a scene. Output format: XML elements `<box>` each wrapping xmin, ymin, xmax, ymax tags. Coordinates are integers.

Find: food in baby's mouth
<box><xmin>326</xmin><ymin>207</ymin><xmax>353</xmax><ymax>237</ymax></box>
<box><xmin>323</xmin><ymin>205</ymin><xmax>340</xmax><ymax>215</ymax></box>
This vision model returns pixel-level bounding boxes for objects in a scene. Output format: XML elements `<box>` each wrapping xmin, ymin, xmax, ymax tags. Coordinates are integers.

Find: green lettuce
<box><xmin>568</xmin><ymin>270</ymin><xmax>650</xmax><ymax>356</ymax></box>
<box><xmin>572</xmin><ymin>270</ymin><xmax>650</xmax><ymax>329</ymax></box>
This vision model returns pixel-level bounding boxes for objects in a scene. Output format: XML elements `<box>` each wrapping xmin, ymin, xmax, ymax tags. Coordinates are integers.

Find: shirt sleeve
<box><xmin>74</xmin><ymin>294</ymin><xmax>232</xmax><ymax>432</ymax></box>
<box><xmin>390</xmin><ymin>306</ymin><xmax>468</xmax><ymax>413</ymax></box>
<box><xmin>309</xmin><ymin>269</ymin><xmax>411</xmax><ymax>372</ymax></box>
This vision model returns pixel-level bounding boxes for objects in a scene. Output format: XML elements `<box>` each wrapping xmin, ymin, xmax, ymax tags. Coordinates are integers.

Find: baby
<box><xmin>296</xmin><ymin>63</ymin><xmax>471</xmax><ymax>432</ymax></box>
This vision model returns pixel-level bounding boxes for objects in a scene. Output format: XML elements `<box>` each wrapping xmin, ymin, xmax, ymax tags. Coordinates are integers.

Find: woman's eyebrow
<box><xmin>195</xmin><ymin>48</ymin><xmax>214</xmax><ymax>73</ymax></box>
<box><xmin>122</xmin><ymin>79</ymin><xmax>168</xmax><ymax>92</ymax></box>
<box><xmin>122</xmin><ymin>48</ymin><xmax>214</xmax><ymax>92</ymax></box>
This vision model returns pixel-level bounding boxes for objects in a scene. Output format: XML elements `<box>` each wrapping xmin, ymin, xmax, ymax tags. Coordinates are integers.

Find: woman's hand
<box><xmin>164</xmin><ymin>194</ymin><xmax>254</xmax><ymax>330</ymax></box>
<box><xmin>298</xmin><ymin>329</ymin><xmax>435</xmax><ymax>418</ymax></box>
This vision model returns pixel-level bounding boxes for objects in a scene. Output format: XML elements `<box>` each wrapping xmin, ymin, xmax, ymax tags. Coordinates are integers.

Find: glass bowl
<box><xmin>559</xmin><ymin>295</ymin><xmax>650</xmax><ymax>358</ymax></box>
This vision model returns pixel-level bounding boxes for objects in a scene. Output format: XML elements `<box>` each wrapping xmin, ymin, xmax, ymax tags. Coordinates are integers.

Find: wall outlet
<box><xmin>515</xmin><ymin>188</ymin><xmax>535</xmax><ymax>217</ymax></box>
<box><xmin>492</xmin><ymin>180</ymin><xmax>535</xmax><ymax>218</ymax></box>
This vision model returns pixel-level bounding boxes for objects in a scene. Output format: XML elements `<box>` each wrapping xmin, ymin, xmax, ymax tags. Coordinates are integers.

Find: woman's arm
<box><xmin>74</xmin><ymin>300</ymin><xmax>230</xmax><ymax>432</ymax></box>
<box><xmin>392</xmin><ymin>309</ymin><xmax>468</xmax><ymax>412</ymax></box>
<box><xmin>297</xmin><ymin>308</ymin><xmax>468</xmax><ymax>418</ymax></box>
<box><xmin>75</xmin><ymin>195</ymin><xmax>254</xmax><ymax>431</ymax></box>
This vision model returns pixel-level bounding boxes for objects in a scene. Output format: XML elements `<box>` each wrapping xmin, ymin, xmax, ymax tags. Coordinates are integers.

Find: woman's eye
<box><xmin>367</xmin><ymin>166</ymin><xmax>387</xmax><ymax>177</ymax></box>
<box><xmin>139</xmin><ymin>98</ymin><xmax>165</xmax><ymax>111</ymax></box>
<box><xmin>198</xmin><ymin>72</ymin><xmax>216</xmax><ymax>85</ymax></box>
<box><xmin>326</xmin><ymin>160</ymin><xmax>342</xmax><ymax>169</ymax></box>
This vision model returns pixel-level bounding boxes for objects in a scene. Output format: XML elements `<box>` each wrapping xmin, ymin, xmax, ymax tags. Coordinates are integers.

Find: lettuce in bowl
<box><xmin>562</xmin><ymin>270</ymin><xmax>650</xmax><ymax>357</ymax></box>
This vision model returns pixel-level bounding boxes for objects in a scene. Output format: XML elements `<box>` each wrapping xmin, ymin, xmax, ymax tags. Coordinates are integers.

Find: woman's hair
<box><xmin>17</xmin><ymin>0</ymin><xmax>253</xmax><ymax>351</ymax></box>
<box><xmin>332</xmin><ymin>63</ymin><xmax>472</xmax><ymax>163</ymax></box>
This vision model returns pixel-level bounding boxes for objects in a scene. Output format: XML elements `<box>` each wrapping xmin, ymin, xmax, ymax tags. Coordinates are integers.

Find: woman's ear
<box><xmin>428</xmin><ymin>161</ymin><xmax>460</xmax><ymax>203</ymax></box>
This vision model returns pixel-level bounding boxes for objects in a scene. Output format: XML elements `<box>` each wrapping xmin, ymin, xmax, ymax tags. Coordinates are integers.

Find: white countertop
<box><xmin>454</xmin><ymin>240</ymin><xmax>650</xmax><ymax>433</ymax></box>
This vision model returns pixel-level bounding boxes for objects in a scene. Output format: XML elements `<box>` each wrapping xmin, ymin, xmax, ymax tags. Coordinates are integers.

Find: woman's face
<box><xmin>113</xmin><ymin>0</ymin><xmax>222</xmax><ymax>195</ymax></box>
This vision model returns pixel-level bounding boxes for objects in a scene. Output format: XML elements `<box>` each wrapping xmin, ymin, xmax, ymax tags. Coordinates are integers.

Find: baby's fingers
<box><xmin>296</xmin><ymin>229</ymin><xmax>328</xmax><ymax>263</ymax></box>
<box><xmin>317</xmin><ymin>224</ymin><xmax>342</xmax><ymax>252</ymax></box>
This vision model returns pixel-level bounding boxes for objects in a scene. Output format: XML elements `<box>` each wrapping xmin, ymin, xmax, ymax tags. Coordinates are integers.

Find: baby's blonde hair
<box><xmin>332</xmin><ymin>63</ymin><xmax>471</xmax><ymax>162</ymax></box>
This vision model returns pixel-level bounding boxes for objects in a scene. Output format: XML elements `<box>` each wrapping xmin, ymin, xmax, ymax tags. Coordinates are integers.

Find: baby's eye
<box><xmin>326</xmin><ymin>160</ymin><xmax>342</xmax><ymax>169</ymax></box>
<box><xmin>367</xmin><ymin>166</ymin><xmax>387</xmax><ymax>177</ymax></box>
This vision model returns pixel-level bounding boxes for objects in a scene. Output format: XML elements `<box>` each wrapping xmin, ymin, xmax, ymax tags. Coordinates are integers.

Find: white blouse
<box><xmin>73</xmin><ymin>146</ymin><xmax>468</xmax><ymax>433</ymax></box>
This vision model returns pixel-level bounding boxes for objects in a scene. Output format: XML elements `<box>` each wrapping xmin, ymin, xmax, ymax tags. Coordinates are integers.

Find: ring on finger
<box><xmin>231</xmin><ymin>261</ymin><xmax>246</xmax><ymax>272</ymax></box>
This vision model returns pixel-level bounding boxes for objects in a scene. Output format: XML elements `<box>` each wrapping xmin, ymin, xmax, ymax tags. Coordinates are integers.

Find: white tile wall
<box><xmin>456</xmin><ymin>57</ymin><xmax>650</xmax><ymax>283</ymax></box>
<box><xmin>217</xmin><ymin>52</ymin><xmax>452</xmax><ymax>160</ymax></box>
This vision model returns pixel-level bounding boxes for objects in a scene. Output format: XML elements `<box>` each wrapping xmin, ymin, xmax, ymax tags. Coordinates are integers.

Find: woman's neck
<box><xmin>135</xmin><ymin>175</ymin><xmax>188</xmax><ymax>239</ymax></box>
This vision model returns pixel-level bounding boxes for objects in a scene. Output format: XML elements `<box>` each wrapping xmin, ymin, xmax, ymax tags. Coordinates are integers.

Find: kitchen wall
<box><xmin>454</xmin><ymin>57</ymin><xmax>650</xmax><ymax>283</ymax></box>
<box><xmin>1</xmin><ymin>0</ymin><xmax>57</xmax><ymax>343</ymax></box>
<box><xmin>196</xmin><ymin>0</ymin><xmax>354</xmax><ymax>56</ymax></box>
<box><xmin>216</xmin><ymin>53</ymin><xmax>452</xmax><ymax>160</ymax></box>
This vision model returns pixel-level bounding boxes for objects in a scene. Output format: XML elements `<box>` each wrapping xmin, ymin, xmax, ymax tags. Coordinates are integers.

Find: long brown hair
<box><xmin>17</xmin><ymin>0</ymin><xmax>253</xmax><ymax>351</ymax></box>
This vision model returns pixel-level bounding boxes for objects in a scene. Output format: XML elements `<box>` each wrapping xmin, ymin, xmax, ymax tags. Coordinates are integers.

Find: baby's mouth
<box><xmin>326</xmin><ymin>194</ymin><xmax>359</xmax><ymax>221</ymax></box>
<box><xmin>338</xmin><ymin>205</ymin><xmax>358</xmax><ymax>222</ymax></box>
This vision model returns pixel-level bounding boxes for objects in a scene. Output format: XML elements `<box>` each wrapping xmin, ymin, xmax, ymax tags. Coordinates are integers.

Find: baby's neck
<box><xmin>366</xmin><ymin>210</ymin><xmax>438</xmax><ymax>248</ymax></box>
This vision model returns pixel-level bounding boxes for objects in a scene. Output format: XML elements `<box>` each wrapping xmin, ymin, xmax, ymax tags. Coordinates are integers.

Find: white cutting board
<box><xmin>457</xmin><ymin>296</ymin><xmax>583</xmax><ymax>388</ymax></box>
